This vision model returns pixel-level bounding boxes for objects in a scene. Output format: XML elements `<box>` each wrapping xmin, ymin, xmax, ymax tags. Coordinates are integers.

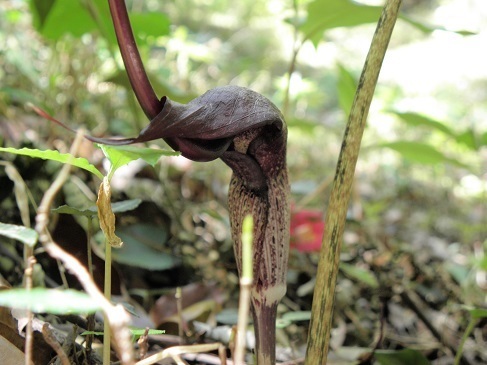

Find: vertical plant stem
<box><xmin>87</xmin><ymin>217</ymin><xmax>94</xmax><ymax>278</ymax></box>
<box><xmin>304</xmin><ymin>0</ymin><xmax>402</xmax><ymax>363</ymax></box>
<box><xmin>234</xmin><ymin>216</ymin><xmax>253</xmax><ymax>364</ymax></box>
<box><xmin>454</xmin><ymin>317</ymin><xmax>478</xmax><ymax>365</ymax></box>
<box><xmin>35</xmin><ymin>131</ymin><xmax>134</xmax><ymax>365</ymax></box>
<box><xmin>176</xmin><ymin>287</ymin><xmax>183</xmax><ymax>344</ymax></box>
<box><xmin>104</xmin><ymin>241</ymin><xmax>112</xmax><ymax>365</ymax></box>
<box><xmin>85</xmin><ymin>217</ymin><xmax>95</xmax><ymax>358</ymax></box>
<box><xmin>24</xmin><ymin>256</ymin><xmax>35</xmax><ymax>365</ymax></box>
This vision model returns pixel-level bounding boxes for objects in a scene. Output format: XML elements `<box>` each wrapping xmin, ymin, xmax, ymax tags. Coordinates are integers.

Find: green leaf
<box><xmin>277</xmin><ymin>311</ymin><xmax>312</xmax><ymax>328</ymax></box>
<box><xmin>0</xmin><ymin>288</ymin><xmax>101</xmax><ymax>314</ymax></box>
<box><xmin>130</xmin><ymin>13</ymin><xmax>170</xmax><ymax>40</ymax></box>
<box><xmin>392</xmin><ymin>112</ymin><xmax>455</xmax><ymax>137</ymax></box>
<box><xmin>464</xmin><ymin>306</ymin><xmax>487</xmax><ymax>319</ymax></box>
<box><xmin>97</xmin><ymin>223</ymin><xmax>180</xmax><ymax>271</ymax></box>
<box><xmin>375</xmin><ymin>348</ymin><xmax>430</xmax><ymax>365</ymax></box>
<box><xmin>30</xmin><ymin>0</ymin><xmax>117</xmax><ymax>44</ymax></box>
<box><xmin>445</xmin><ymin>262</ymin><xmax>470</xmax><ymax>285</ymax></box>
<box><xmin>110</xmin><ymin>199</ymin><xmax>143</xmax><ymax>213</ymax></box>
<box><xmin>376</xmin><ymin>142</ymin><xmax>469</xmax><ymax>168</ymax></box>
<box><xmin>52</xmin><ymin>205</ymin><xmax>97</xmax><ymax>217</ymax></box>
<box><xmin>129</xmin><ymin>328</ymin><xmax>166</xmax><ymax>336</ymax></box>
<box><xmin>337</xmin><ymin>64</ymin><xmax>357</xmax><ymax>115</ymax></box>
<box><xmin>52</xmin><ymin>199</ymin><xmax>142</xmax><ymax>217</ymax></box>
<box><xmin>340</xmin><ymin>263</ymin><xmax>378</xmax><ymax>289</ymax></box>
<box><xmin>301</xmin><ymin>0</ymin><xmax>474</xmax><ymax>47</ymax></box>
<box><xmin>0</xmin><ymin>147</ymin><xmax>104</xmax><ymax>179</ymax></box>
<box><xmin>99</xmin><ymin>144</ymin><xmax>179</xmax><ymax>175</ymax></box>
<box><xmin>301</xmin><ymin>0</ymin><xmax>382</xmax><ymax>46</ymax></box>
<box><xmin>81</xmin><ymin>328</ymin><xmax>166</xmax><ymax>337</ymax></box>
<box><xmin>455</xmin><ymin>129</ymin><xmax>478</xmax><ymax>151</ymax></box>
<box><xmin>399</xmin><ymin>14</ymin><xmax>476</xmax><ymax>36</ymax></box>
<box><xmin>30</xmin><ymin>0</ymin><xmax>171</xmax><ymax>47</ymax></box>
<box><xmin>281</xmin><ymin>311</ymin><xmax>312</xmax><ymax>322</ymax></box>
<box><xmin>0</xmin><ymin>223</ymin><xmax>38</xmax><ymax>247</ymax></box>
<box><xmin>106</xmin><ymin>69</ymin><xmax>194</xmax><ymax>103</ymax></box>
<box><xmin>29</xmin><ymin>0</ymin><xmax>56</xmax><ymax>29</ymax></box>
<box><xmin>480</xmin><ymin>131</ymin><xmax>487</xmax><ymax>147</ymax></box>
<box><xmin>287</xmin><ymin>118</ymin><xmax>319</xmax><ymax>135</ymax></box>
<box><xmin>215</xmin><ymin>308</ymin><xmax>239</xmax><ymax>325</ymax></box>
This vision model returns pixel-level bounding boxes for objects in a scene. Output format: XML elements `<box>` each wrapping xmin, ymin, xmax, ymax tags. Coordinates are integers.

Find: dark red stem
<box><xmin>108</xmin><ymin>0</ymin><xmax>163</xmax><ymax>119</ymax></box>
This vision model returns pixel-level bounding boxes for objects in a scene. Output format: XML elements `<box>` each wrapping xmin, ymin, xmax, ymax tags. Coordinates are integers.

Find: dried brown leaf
<box><xmin>96</xmin><ymin>177</ymin><xmax>123</xmax><ymax>248</ymax></box>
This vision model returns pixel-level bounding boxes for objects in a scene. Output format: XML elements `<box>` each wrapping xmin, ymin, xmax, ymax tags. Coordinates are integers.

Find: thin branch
<box><xmin>304</xmin><ymin>0</ymin><xmax>403</xmax><ymax>363</ymax></box>
<box><xmin>42</xmin><ymin>324</ymin><xmax>70</xmax><ymax>365</ymax></box>
<box><xmin>34</xmin><ymin>130</ymin><xmax>135</xmax><ymax>365</ymax></box>
<box><xmin>24</xmin><ymin>256</ymin><xmax>36</xmax><ymax>365</ymax></box>
<box><xmin>108</xmin><ymin>0</ymin><xmax>163</xmax><ymax>119</ymax></box>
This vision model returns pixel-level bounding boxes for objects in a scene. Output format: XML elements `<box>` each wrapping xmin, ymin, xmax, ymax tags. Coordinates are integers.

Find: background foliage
<box><xmin>0</xmin><ymin>0</ymin><xmax>486</xmax><ymax>364</ymax></box>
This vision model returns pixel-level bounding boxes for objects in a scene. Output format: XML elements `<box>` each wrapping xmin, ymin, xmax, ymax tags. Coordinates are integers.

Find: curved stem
<box><xmin>108</xmin><ymin>0</ymin><xmax>163</xmax><ymax>119</ymax></box>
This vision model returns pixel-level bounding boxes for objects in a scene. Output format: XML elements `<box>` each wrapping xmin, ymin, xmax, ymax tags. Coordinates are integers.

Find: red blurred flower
<box><xmin>290</xmin><ymin>208</ymin><xmax>325</xmax><ymax>252</ymax></box>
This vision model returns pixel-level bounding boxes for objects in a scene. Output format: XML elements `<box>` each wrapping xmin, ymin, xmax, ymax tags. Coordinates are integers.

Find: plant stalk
<box><xmin>103</xmin><ymin>241</ymin><xmax>112</xmax><ymax>365</ymax></box>
<box><xmin>234</xmin><ymin>215</ymin><xmax>253</xmax><ymax>364</ymax></box>
<box><xmin>304</xmin><ymin>0</ymin><xmax>402</xmax><ymax>363</ymax></box>
<box><xmin>108</xmin><ymin>0</ymin><xmax>162</xmax><ymax>119</ymax></box>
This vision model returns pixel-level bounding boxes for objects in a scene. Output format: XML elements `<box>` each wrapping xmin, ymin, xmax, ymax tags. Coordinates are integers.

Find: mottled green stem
<box><xmin>305</xmin><ymin>0</ymin><xmax>402</xmax><ymax>363</ymax></box>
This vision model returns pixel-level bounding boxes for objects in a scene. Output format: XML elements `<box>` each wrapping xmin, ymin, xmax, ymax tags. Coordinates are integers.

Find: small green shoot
<box><xmin>81</xmin><ymin>328</ymin><xmax>166</xmax><ymax>342</ymax></box>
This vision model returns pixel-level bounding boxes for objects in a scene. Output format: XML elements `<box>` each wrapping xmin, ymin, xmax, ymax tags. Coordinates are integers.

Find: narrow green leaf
<box><xmin>281</xmin><ymin>311</ymin><xmax>312</xmax><ymax>322</ymax></box>
<box><xmin>376</xmin><ymin>142</ymin><xmax>468</xmax><ymax>168</ymax></box>
<box><xmin>52</xmin><ymin>199</ymin><xmax>142</xmax><ymax>217</ymax></box>
<box><xmin>110</xmin><ymin>199</ymin><xmax>143</xmax><ymax>213</ymax></box>
<box><xmin>130</xmin><ymin>13</ymin><xmax>170</xmax><ymax>40</ymax></box>
<box><xmin>399</xmin><ymin>14</ymin><xmax>476</xmax><ymax>36</ymax></box>
<box><xmin>277</xmin><ymin>311</ymin><xmax>312</xmax><ymax>328</ymax></box>
<box><xmin>337</xmin><ymin>64</ymin><xmax>357</xmax><ymax>115</ymax></box>
<box><xmin>99</xmin><ymin>144</ymin><xmax>179</xmax><ymax>175</ymax></box>
<box><xmin>392</xmin><ymin>112</ymin><xmax>455</xmax><ymax>137</ymax></box>
<box><xmin>375</xmin><ymin>348</ymin><xmax>430</xmax><ymax>365</ymax></box>
<box><xmin>0</xmin><ymin>147</ymin><xmax>104</xmax><ymax>179</ymax></box>
<box><xmin>129</xmin><ymin>328</ymin><xmax>166</xmax><ymax>336</ymax></box>
<box><xmin>464</xmin><ymin>306</ymin><xmax>487</xmax><ymax>319</ymax></box>
<box><xmin>0</xmin><ymin>222</ymin><xmax>38</xmax><ymax>247</ymax></box>
<box><xmin>340</xmin><ymin>262</ymin><xmax>378</xmax><ymax>289</ymax></box>
<box><xmin>52</xmin><ymin>205</ymin><xmax>96</xmax><ymax>217</ymax></box>
<box><xmin>81</xmin><ymin>328</ymin><xmax>166</xmax><ymax>336</ymax></box>
<box><xmin>0</xmin><ymin>288</ymin><xmax>101</xmax><ymax>314</ymax></box>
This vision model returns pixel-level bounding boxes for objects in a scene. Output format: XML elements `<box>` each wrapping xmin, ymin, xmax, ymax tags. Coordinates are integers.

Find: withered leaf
<box><xmin>96</xmin><ymin>177</ymin><xmax>123</xmax><ymax>248</ymax></box>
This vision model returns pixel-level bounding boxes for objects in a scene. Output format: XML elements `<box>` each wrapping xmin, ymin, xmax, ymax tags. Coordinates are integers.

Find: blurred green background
<box><xmin>0</xmin><ymin>0</ymin><xmax>486</xmax><ymax>363</ymax></box>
